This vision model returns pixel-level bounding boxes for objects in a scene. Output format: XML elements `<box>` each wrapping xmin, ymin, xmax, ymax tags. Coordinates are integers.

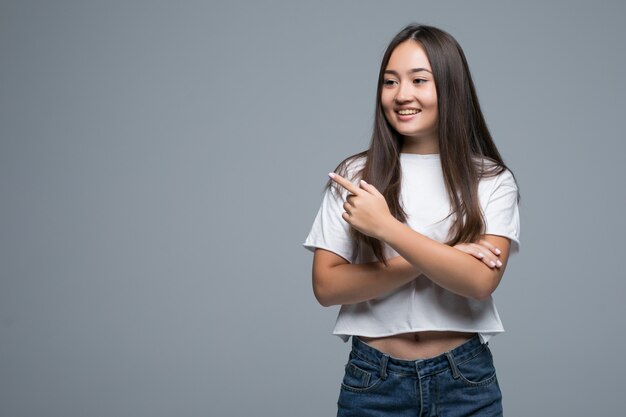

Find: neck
<box><xmin>400</xmin><ymin>133</ymin><xmax>439</xmax><ymax>154</ymax></box>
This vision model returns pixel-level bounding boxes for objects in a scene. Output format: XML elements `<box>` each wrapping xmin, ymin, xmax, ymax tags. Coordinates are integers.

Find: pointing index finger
<box><xmin>328</xmin><ymin>172</ymin><xmax>361</xmax><ymax>196</ymax></box>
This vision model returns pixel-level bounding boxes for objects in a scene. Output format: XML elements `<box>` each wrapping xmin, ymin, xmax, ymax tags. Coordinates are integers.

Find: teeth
<box><xmin>397</xmin><ymin>109</ymin><xmax>420</xmax><ymax>115</ymax></box>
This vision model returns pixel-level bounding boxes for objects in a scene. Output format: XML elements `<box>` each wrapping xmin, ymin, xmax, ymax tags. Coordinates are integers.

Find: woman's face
<box><xmin>380</xmin><ymin>40</ymin><xmax>439</xmax><ymax>151</ymax></box>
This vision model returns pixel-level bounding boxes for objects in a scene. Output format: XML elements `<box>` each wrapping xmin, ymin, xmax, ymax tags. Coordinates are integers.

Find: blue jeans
<box><xmin>337</xmin><ymin>334</ymin><xmax>503</xmax><ymax>417</ymax></box>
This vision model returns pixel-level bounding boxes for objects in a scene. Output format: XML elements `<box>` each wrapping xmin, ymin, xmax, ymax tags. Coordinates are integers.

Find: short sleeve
<box><xmin>302</xmin><ymin>184</ymin><xmax>355</xmax><ymax>263</ymax></box>
<box><xmin>482</xmin><ymin>169</ymin><xmax>521</xmax><ymax>255</ymax></box>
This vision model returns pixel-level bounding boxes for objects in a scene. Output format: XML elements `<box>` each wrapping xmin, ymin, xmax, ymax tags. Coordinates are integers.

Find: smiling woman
<box><xmin>303</xmin><ymin>23</ymin><xmax>520</xmax><ymax>417</ymax></box>
<box><xmin>380</xmin><ymin>43</ymin><xmax>439</xmax><ymax>151</ymax></box>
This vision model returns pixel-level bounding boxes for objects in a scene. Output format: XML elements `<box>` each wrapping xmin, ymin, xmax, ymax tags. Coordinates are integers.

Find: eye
<box><xmin>383</xmin><ymin>79</ymin><xmax>397</xmax><ymax>87</ymax></box>
<box><xmin>414</xmin><ymin>78</ymin><xmax>427</xmax><ymax>84</ymax></box>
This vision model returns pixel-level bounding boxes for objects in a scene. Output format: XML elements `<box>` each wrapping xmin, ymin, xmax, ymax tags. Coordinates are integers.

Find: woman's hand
<box><xmin>328</xmin><ymin>172</ymin><xmax>396</xmax><ymax>241</ymax></box>
<box><xmin>453</xmin><ymin>238</ymin><xmax>503</xmax><ymax>269</ymax></box>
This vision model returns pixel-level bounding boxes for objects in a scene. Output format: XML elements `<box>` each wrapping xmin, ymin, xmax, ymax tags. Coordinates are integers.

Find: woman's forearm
<box><xmin>316</xmin><ymin>255</ymin><xmax>422</xmax><ymax>307</ymax></box>
<box><xmin>379</xmin><ymin>218</ymin><xmax>506</xmax><ymax>301</ymax></box>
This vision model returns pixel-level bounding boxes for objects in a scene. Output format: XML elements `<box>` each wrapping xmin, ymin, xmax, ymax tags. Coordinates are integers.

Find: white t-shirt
<box><xmin>302</xmin><ymin>152</ymin><xmax>521</xmax><ymax>343</ymax></box>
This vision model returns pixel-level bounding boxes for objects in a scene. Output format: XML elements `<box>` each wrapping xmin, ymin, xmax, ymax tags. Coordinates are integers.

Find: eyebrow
<box><xmin>384</xmin><ymin>68</ymin><xmax>432</xmax><ymax>75</ymax></box>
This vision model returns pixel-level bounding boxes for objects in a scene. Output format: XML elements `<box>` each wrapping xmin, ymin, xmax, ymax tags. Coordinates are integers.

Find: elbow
<box><xmin>314</xmin><ymin>289</ymin><xmax>337</xmax><ymax>308</ymax></box>
<box><xmin>464</xmin><ymin>264</ymin><xmax>502</xmax><ymax>301</ymax></box>
<box><xmin>469</xmin><ymin>279</ymin><xmax>498</xmax><ymax>302</ymax></box>
<box><xmin>317</xmin><ymin>297</ymin><xmax>334</xmax><ymax>308</ymax></box>
<box><xmin>312</xmin><ymin>274</ymin><xmax>336</xmax><ymax>307</ymax></box>
<box><xmin>313</xmin><ymin>287</ymin><xmax>332</xmax><ymax>307</ymax></box>
<box><xmin>470</xmin><ymin>288</ymin><xmax>494</xmax><ymax>302</ymax></box>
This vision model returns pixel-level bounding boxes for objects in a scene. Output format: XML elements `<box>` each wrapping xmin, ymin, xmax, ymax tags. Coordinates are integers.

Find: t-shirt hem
<box><xmin>301</xmin><ymin>242</ymin><xmax>353</xmax><ymax>264</ymax></box>
<box><xmin>332</xmin><ymin>328</ymin><xmax>505</xmax><ymax>343</ymax></box>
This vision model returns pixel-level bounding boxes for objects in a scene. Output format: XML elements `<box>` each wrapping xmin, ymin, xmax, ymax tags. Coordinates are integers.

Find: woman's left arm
<box><xmin>379</xmin><ymin>222</ymin><xmax>511</xmax><ymax>301</ymax></box>
<box><xmin>328</xmin><ymin>173</ymin><xmax>514</xmax><ymax>301</ymax></box>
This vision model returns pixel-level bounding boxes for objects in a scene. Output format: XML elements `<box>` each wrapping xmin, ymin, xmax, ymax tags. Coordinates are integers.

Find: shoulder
<box><xmin>335</xmin><ymin>152</ymin><xmax>367</xmax><ymax>180</ymax></box>
<box><xmin>474</xmin><ymin>157</ymin><xmax>518</xmax><ymax>196</ymax></box>
<box><xmin>473</xmin><ymin>155</ymin><xmax>515</xmax><ymax>181</ymax></box>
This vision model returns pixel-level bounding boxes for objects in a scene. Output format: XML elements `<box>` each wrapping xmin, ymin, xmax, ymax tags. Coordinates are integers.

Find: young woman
<box><xmin>302</xmin><ymin>24</ymin><xmax>520</xmax><ymax>416</ymax></box>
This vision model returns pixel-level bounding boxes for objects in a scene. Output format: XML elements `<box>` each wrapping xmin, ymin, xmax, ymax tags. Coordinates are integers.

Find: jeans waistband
<box><xmin>351</xmin><ymin>334</ymin><xmax>486</xmax><ymax>378</ymax></box>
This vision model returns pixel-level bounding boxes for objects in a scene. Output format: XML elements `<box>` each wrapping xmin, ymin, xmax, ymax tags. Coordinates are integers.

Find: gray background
<box><xmin>1</xmin><ymin>0</ymin><xmax>624</xmax><ymax>416</ymax></box>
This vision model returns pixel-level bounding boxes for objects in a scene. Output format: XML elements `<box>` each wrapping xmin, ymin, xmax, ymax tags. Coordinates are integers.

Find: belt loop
<box><xmin>445</xmin><ymin>351</ymin><xmax>460</xmax><ymax>379</ymax></box>
<box><xmin>380</xmin><ymin>354</ymin><xmax>389</xmax><ymax>380</ymax></box>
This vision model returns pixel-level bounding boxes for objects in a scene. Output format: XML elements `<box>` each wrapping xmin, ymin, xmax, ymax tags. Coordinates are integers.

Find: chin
<box><xmin>398</xmin><ymin>129</ymin><xmax>425</xmax><ymax>137</ymax></box>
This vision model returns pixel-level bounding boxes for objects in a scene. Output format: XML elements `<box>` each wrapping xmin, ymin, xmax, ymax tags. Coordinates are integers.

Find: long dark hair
<box><xmin>325</xmin><ymin>24</ymin><xmax>520</xmax><ymax>266</ymax></box>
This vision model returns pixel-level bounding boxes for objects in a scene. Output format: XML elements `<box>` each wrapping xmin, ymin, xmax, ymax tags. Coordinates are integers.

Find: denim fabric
<box><xmin>337</xmin><ymin>334</ymin><xmax>503</xmax><ymax>417</ymax></box>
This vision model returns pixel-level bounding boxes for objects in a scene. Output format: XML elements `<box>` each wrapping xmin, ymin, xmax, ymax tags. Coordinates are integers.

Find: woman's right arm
<box><xmin>312</xmin><ymin>249</ymin><xmax>420</xmax><ymax>307</ymax></box>
<box><xmin>312</xmin><ymin>240</ymin><xmax>503</xmax><ymax>307</ymax></box>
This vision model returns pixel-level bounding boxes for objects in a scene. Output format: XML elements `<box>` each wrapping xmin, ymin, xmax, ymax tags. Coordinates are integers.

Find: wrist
<box><xmin>377</xmin><ymin>215</ymin><xmax>403</xmax><ymax>243</ymax></box>
<box><xmin>381</xmin><ymin>255</ymin><xmax>421</xmax><ymax>283</ymax></box>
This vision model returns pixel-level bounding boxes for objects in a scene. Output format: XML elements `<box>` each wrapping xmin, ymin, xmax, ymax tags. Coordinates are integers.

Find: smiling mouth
<box><xmin>396</xmin><ymin>109</ymin><xmax>421</xmax><ymax>115</ymax></box>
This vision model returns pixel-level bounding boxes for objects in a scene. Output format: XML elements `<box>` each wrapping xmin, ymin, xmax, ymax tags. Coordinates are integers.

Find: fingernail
<box><xmin>496</xmin><ymin>260</ymin><xmax>502</xmax><ymax>267</ymax></box>
<box><xmin>361</xmin><ymin>180</ymin><xmax>367</xmax><ymax>185</ymax></box>
<box><xmin>489</xmin><ymin>261</ymin><xmax>496</xmax><ymax>267</ymax></box>
<box><xmin>478</xmin><ymin>252</ymin><xmax>484</xmax><ymax>258</ymax></box>
<box><xmin>328</xmin><ymin>173</ymin><xmax>335</xmax><ymax>178</ymax></box>
<box><xmin>495</xmin><ymin>248</ymin><xmax>501</xmax><ymax>255</ymax></box>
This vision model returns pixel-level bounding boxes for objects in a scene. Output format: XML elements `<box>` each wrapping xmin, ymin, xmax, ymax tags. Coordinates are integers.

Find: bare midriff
<box><xmin>358</xmin><ymin>330</ymin><xmax>476</xmax><ymax>360</ymax></box>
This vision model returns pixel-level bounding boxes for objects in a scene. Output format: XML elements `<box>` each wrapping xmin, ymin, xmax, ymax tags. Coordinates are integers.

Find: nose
<box><xmin>395</xmin><ymin>80</ymin><xmax>413</xmax><ymax>103</ymax></box>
